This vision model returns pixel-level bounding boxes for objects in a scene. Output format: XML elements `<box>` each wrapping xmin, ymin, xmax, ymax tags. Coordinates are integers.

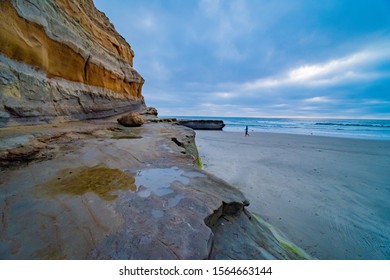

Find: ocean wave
<box><xmin>315</xmin><ymin>122</ymin><xmax>390</xmax><ymax>128</ymax></box>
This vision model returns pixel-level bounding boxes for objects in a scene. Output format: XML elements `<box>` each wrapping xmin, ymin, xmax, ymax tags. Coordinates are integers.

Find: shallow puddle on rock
<box><xmin>135</xmin><ymin>167</ymin><xmax>205</xmax><ymax>198</ymax></box>
<box><xmin>168</xmin><ymin>194</ymin><xmax>185</xmax><ymax>207</ymax></box>
<box><xmin>152</xmin><ymin>209</ymin><xmax>165</xmax><ymax>218</ymax></box>
<box><xmin>40</xmin><ymin>166</ymin><xmax>136</xmax><ymax>200</ymax></box>
<box><xmin>135</xmin><ymin>168</ymin><xmax>177</xmax><ymax>198</ymax></box>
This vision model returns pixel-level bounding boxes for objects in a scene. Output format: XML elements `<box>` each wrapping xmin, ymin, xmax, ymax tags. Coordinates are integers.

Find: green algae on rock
<box><xmin>40</xmin><ymin>166</ymin><xmax>136</xmax><ymax>200</ymax></box>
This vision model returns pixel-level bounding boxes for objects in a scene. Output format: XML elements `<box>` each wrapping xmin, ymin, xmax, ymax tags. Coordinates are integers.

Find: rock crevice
<box><xmin>204</xmin><ymin>200</ymin><xmax>311</xmax><ymax>260</ymax></box>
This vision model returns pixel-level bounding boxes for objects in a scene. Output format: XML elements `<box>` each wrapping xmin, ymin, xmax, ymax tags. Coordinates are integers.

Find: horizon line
<box><xmin>160</xmin><ymin>114</ymin><xmax>390</xmax><ymax>120</ymax></box>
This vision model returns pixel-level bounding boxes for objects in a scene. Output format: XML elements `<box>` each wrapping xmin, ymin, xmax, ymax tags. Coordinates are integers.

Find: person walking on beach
<box><xmin>245</xmin><ymin>125</ymin><xmax>249</xmax><ymax>136</ymax></box>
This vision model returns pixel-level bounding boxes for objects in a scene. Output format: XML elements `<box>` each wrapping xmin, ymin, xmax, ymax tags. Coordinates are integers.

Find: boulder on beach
<box><xmin>117</xmin><ymin>112</ymin><xmax>145</xmax><ymax>127</ymax></box>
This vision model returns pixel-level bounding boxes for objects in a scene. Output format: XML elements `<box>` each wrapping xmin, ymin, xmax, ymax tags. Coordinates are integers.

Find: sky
<box><xmin>94</xmin><ymin>0</ymin><xmax>390</xmax><ymax>118</ymax></box>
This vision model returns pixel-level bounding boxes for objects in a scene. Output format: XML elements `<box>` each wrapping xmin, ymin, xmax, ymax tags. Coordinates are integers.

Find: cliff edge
<box><xmin>0</xmin><ymin>0</ymin><xmax>145</xmax><ymax>127</ymax></box>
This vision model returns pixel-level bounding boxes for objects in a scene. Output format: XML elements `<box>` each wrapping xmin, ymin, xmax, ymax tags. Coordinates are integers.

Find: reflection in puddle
<box><xmin>152</xmin><ymin>209</ymin><xmax>164</xmax><ymax>218</ymax></box>
<box><xmin>40</xmin><ymin>166</ymin><xmax>206</xmax><ymax>202</ymax></box>
<box><xmin>135</xmin><ymin>167</ymin><xmax>205</xmax><ymax>198</ymax></box>
<box><xmin>168</xmin><ymin>194</ymin><xmax>185</xmax><ymax>207</ymax></box>
<box><xmin>40</xmin><ymin>166</ymin><xmax>136</xmax><ymax>200</ymax></box>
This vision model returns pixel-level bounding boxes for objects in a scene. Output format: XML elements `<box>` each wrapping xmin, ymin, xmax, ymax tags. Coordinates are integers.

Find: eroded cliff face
<box><xmin>0</xmin><ymin>0</ymin><xmax>145</xmax><ymax>127</ymax></box>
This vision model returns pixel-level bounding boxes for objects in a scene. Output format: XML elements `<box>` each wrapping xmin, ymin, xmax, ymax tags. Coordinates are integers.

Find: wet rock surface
<box><xmin>0</xmin><ymin>119</ymin><xmax>310</xmax><ymax>259</ymax></box>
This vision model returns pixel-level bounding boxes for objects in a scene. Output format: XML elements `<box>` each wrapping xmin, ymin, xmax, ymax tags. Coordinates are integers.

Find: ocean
<box><xmin>169</xmin><ymin>116</ymin><xmax>390</xmax><ymax>140</ymax></box>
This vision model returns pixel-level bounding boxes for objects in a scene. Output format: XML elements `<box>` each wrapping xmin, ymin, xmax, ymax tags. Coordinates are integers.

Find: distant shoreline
<box><xmin>167</xmin><ymin>116</ymin><xmax>390</xmax><ymax>141</ymax></box>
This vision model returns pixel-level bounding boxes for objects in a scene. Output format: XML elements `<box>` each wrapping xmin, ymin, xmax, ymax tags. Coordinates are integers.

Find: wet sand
<box><xmin>195</xmin><ymin>131</ymin><xmax>390</xmax><ymax>259</ymax></box>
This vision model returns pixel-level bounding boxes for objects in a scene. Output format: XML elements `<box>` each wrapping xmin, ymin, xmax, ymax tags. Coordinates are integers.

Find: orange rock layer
<box><xmin>0</xmin><ymin>0</ymin><xmax>143</xmax><ymax>99</ymax></box>
<box><xmin>56</xmin><ymin>0</ymin><xmax>135</xmax><ymax>66</ymax></box>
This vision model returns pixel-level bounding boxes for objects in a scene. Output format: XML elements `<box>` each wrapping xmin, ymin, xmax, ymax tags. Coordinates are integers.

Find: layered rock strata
<box><xmin>0</xmin><ymin>0</ymin><xmax>145</xmax><ymax>127</ymax></box>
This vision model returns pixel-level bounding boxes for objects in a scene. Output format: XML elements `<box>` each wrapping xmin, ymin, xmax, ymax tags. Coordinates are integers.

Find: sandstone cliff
<box><xmin>0</xmin><ymin>0</ymin><xmax>145</xmax><ymax>127</ymax></box>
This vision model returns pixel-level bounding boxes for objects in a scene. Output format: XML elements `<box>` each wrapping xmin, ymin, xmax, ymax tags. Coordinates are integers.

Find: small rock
<box><xmin>143</xmin><ymin>107</ymin><xmax>158</xmax><ymax>116</ymax></box>
<box><xmin>117</xmin><ymin>112</ymin><xmax>145</xmax><ymax>127</ymax></box>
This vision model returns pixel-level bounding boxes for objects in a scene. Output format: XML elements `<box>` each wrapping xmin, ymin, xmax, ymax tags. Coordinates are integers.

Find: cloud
<box><xmin>149</xmin><ymin>60</ymin><xmax>171</xmax><ymax>81</ymax></box>
<box><xmin>150</xmin><ymin>41</ymin><xmax>390</xmax><ymax>118</ymax></box>
<box><xmin>197</xmin><ymin>0</ymin><xmax>254</xmax><ymax>60</ymax></box>
<box><xmin>213</xmin><ymin>92</ymin><xmax>236</xmax><ymax>99</ymax></box>
<box><xmin>270</xmin><ymin>104</ymin><xmax>289</xmax><ymax>108</ymax></box>
<box><xmin>242</xmin><ymin>44</ymin><xmax>390</xmax><ymax>90</ymax></box>
<box><xmin>304</xmin><ymin>96</ymin><xmax>334</xmax><ymax>103</ymax></box>
<box><xmin>365</xmin><ymin>99</ymin><xmax>390</xmax><ymax>105</ymax></box>
<box><xmin>181</xmin><ymin>41</ymin><xmax>390</xmax><ymax>118</ymax></box>
<box><xmin>135</xmin><ymin>15</ymin><xmax>158</xmax><ymax>31</ymax></box>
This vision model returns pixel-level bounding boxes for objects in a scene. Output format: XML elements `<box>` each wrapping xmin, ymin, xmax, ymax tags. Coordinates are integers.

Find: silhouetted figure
<box><xmin>245</xmin><ymin>125</ymin><xmax>249</xmax><ymax>136</ymax></box>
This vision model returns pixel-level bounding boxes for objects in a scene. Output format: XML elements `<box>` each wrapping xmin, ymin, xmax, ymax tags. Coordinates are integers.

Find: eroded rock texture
<box><xmin>0</xmin><ymin>120</ymin><xmax>310</xmax><ymax>259</ymax></box>
<box><xmin>0</xmin><ymin>0</ymin><xmax>145</xmax><ymax>127</ymax></box>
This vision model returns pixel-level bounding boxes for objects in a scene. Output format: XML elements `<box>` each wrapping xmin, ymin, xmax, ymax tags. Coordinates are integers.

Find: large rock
<box><xmin>0</xmin><ymin>0</ymin><xmax>145</xmax><ymax>127</ymax></box>
<box><xmin>117</xmin><ymin>112</ymin><xmax>145</xmax><ymax>127</ymax></box>
<box><xmin>179</xmin><ymin>120</ymin><xmax>225</xmax><ymax>130</ymax></box>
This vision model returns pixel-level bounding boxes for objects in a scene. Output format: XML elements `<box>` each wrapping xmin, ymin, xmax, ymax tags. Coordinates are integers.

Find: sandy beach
<box><xmin>195</xmin><ymin>131</ymin><xmax>390</xmax><ymax>259</ymax></box>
